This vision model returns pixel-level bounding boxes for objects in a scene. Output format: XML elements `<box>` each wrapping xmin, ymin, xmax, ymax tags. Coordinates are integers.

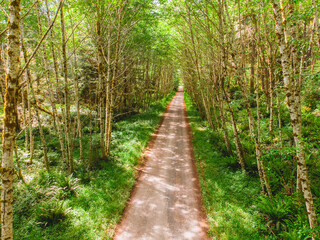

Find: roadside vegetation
<box><xmin>178</xmin><ymin>0</ymin><xmax>320</xmax><ymax>238</ymax></box>
<box><xmin>1</xmin><ymin>0</ymin><xmax>320</xmax><ymax>239</ymax></box>
<box><xmin>185</xmin><ymin>91</ymin><xmax>320</xmax><ymax>239</ymax></box>
<box><xmin>13</xmin><ymin>91</ymin><xmax>175</xmax><ymax>240</ymax></box>
<box><xmin>0</xmin><ymin>1</ymin><xmax>177</xmax><ymax>239</ymax></box>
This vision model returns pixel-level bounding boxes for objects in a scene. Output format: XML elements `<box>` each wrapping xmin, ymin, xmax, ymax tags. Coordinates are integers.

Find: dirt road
<box><xmin>114</xmin><ymin>88</ymin><xmax>208</xmax><ymax>240</ymax></box>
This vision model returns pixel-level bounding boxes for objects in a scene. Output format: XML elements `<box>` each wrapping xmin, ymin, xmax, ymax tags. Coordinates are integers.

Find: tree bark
<box><xmin>96</xmin><ymin>0</ymin><xmax>106</xmax><ymax>158</ymax></box>
<box><xmin>1</xmin><ymin>1</ymin><xmax>21</xmax><ymax>239</ymax></box>
<box><xmin>70</xmin><ymin>15</ymin><xmax>83</xmax><ymax>161</ymax></box>
<box><xmin>217</xmin><ymin>91</ymin><xmax>232</xmax><ymax>154</ymax></box>
<box><xmin>272</xmin><ymin>0</ymin><xmax>318</xmax><ymax>230</ymax></box>
<box><xmin>61</xmin><ymin>5</ymin><xmax>74</xmax><ymax>173</ymax></box>
<box><xmin>105</xmin><ymin>17</ymin><xmax>112</xmax><ymax>157</ymax></box>
<box><xmin>224</xmin><ymin>86</ymin><xmax>246</xmax><ymax>170</ymax></box>
<box><xmin>0</xmin><ymin>45</ymin><xmax>5</xmax><ymax>101</ymax></box>
<box><xmin>276</xmin><ymin>89</ymin><xmax>283</xmax><ymax>148</ymax></box>
<box><xmin>44</xmin><ymin>0</ymin><xmax>67</xmax><ymax>167</ymax></box>
<box><xmin>238</xmin><ymin>74</ymin><xmax>272</xmax><ymax>196</ymax></box>
<box><xmin>27</xmin><ymin>76</ymin><xmax>34</xmax><ymax>164</ymax></box>
<box><xmin>21</xmin><ymin>40</ymin><xmax>50</xmax><ymax>172</ymax></box>
<box><xmin>105</xmin><ymin>1</ymin><xmax>125</xmax><ymax>156</ymax></box>
<box><xmin>21</xmin><ymin>83</ymin><xmax>28</xmax><ymax>150</ymax></box>
<box><xmin>268</xmin><ymin>50</ymin><xmax>274</xmax><ymax>134</ymax></box>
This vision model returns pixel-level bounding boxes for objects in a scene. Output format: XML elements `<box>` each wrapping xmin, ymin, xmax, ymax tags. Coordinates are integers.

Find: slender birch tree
<box><xmin>272</xmin><ymin>0</ymin><xmax>318</xmax><ymax>230</ymax></box>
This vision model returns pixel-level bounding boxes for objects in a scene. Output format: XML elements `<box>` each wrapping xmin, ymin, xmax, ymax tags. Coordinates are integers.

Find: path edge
<box><xmin>113</xmin><ymin>90</ymin><xmax>179</xmax><ymax>239</ymax></box>
<box><xmin>182</xmin><ymin>90</ymin><xmax>210</xmax><ymax>240</ymax></box>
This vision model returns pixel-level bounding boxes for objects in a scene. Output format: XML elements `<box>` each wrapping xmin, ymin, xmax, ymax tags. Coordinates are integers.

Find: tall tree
<box><xmin>272</xmin><ymin>0</ymin><xmax>318</xmax><ymax>231</ymax></box>
<box><xmin>1</xmin><ymin>0</ymin><xmax>21</xmax><ymax>239</ymax></box>
<box><xmin>60</xmin><ymin>4</ymin><xmax>74</xmax><ymax>173</ymax></box>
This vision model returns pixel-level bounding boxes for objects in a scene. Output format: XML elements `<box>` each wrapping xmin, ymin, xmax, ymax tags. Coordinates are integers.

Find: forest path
<box><xmin>114</xmin><ymin>87</ymin><xmax>208</xmax><ymax>240</ymax></box>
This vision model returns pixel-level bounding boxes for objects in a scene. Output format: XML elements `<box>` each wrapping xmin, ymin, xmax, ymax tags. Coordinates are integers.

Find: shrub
<box><xmin>256</xmin><ymin>195</ymin><xmax>296</xmax><ymax>235</ymax></box>
<box><xmin>32</xmin><ymin>126</ymin><xmax>51</xmax><ymax>136</ymax></box>
<box><xmin>47</xmin><ymin>151</ymin><xmax>61</xmax><ymax>166</ymax></box>
<box><xmin>262</xmin><ymin>147</ymin><xmax>297</xmax><ymax>194</ymax></box>
<box><xmin>57</xmin><ymin>174</ymin><xmax>80</xmax><ymax>199</ymax></box>
<box><xmin>36</xmin><ymin>200</ymin><xmax>70</xmax><ymax>227</ymax></box>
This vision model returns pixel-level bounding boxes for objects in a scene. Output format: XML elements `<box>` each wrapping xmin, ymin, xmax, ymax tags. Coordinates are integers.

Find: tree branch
<box><xmin>0</xmin><ymin>0</ymin><xmax>38</xmax><ymax>39</ymax></box>
<box><xmin>18</xmin><ymin>0</ymin><xmax>65</xmax><ymax>88</ymax></box>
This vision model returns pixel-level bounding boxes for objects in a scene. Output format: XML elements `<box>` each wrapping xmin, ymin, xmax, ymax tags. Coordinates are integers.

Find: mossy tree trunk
<box><xmin>1</xmin><ymin>0</ymin><xmax>21</xmax><ymax>239</ymax></box>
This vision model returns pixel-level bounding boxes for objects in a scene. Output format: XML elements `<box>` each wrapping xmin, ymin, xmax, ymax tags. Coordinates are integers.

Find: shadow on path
<box><xmin>114</xmin><ymin>88</ymin><xmax>208</xmax><ymax>240</ymax></box>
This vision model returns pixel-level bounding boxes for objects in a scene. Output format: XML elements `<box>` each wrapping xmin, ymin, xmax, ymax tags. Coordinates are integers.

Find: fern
<box><xmin>256</xmin><ymin>195</ymin><xmax>294</xmax><ymax>234</ymax></box>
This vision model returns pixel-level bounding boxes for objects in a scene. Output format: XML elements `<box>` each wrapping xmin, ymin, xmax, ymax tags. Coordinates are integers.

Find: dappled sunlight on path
<box><xmin>114</xmin><ymin>88</ymin><xmax>207</xmax><ymax>240</ymax></box>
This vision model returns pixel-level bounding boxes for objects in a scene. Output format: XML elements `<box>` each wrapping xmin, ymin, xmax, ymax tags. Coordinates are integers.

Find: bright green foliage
<box><xmin>255</xmin><ymin>195</ymin><xmax>294</xmax><ymax>234</ymax></box>
<box><xmin>36</xmin><ymin>201</ymin><xmax>70</xmax><ymax>228</ymax></box>
<box><xmin>185</xmin><ymin>93</ymin><xmax>261</xmax><ymax>239</ymax></box>
<box><xmin>1</xmin><ymin>0</ymin><xmax>320</xmax><ymax>238</ymax></box>
<box><xmin>13</xmin><ymin>92</ymin><xmax>175</xmax><ymax>240</ymax></box>
<box><xmin>185</xmin><ymin>91</ymin><xmax>320</xmax><ymax>239</ymax></box>
<box><xmin>262</xmin><ymin>148</ymin><xmax>297</xmax><ymax>194</ymax></box>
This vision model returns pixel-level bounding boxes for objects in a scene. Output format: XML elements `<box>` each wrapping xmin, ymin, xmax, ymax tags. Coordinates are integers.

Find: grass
<box><xmin>13</xmin><ymin>91</ymin><xmax>176</xmax><ymax>240</ymax></box>
<box><xmin>184</xmin><ymin>92</ymin><xmax>320</xmax><ymax>239</ymax></box>
<box><xmin>184</xmin><ymin>93</ymin><xmax>263</xmax><ymax>239</ymax></box>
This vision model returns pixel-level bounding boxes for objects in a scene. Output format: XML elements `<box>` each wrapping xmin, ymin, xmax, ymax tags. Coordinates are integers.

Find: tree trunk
<box><xmin>238</xmin><ymin>74</ymin><xmax>272</xmax><ymax>196</ymax></box>
<box><xmin>0</xmin><ymin>45</ymin><xmax>5</xmax><ymax>101</ymax></box>
<box><xmin>210</xmin><ymin>89</ymin><xmax>219</xmax><ymax>128</ymax></box>
<box><xmin>70</xmin><ymin>16</ymin><xmax>83</xmax><ymax>161</ymax></box>
<box><xmin>272</xmin><ymin>0</ymin><xmax>318</xmax><ymax>230</ymax></box>
<box><xmin>105</xmin><ymin>19</ymin><xmax>112</xmax><ymax>157</ymax></box>
<box><xmin>14</xmin><ymin>141</ymin><xmax>26</xmax><ymax>184</ymax></box>
<box><xmin>21</xmin><ymin>40</ymin><xmax>50</xmax><ymax>172</ymax></box>
<box><xmin>276</xmin><ymin>89</ymin><xmax>283</xmax><ymax>148</ymax></box>
<box><xmin>27</xmin><ymin>78</ymin><xmax>34</xmax><ymax>164</ymax></box>
<box><xmin>201</xmin><ymin>89</ymin><xmax>214</xmax><ymax>128</ymax></box>
<box><xmin>44</xmin><ymin>0</ymin><xmax>67</xmax><ymax>167</ymax></box>
<box><xmin>224</xmin><ymin>86</ymin><xmax>246</xmax><ymax>170</ymax></box>
<box><xmin>268</xmin><ymin>50</ymin><xmax>274</xmax><ymax>134</ymax></box>
<box><xmin>105</xmin><ymin>2</ymin><xmax>125</xmax><ymax>156</ymax></box>
<box><xmin>44</xmin><ymin>0</ymin><xmax>61</xmax><ymax>99</ymax></box>
<box><xmin>21</xmin><ymin>84</ymin><xmax>28</xmax><ymax>150</ymax></box>
<box><xmin>96</xmin><ymin>0</ymin><xmax>106</xmax><ymax>158</ymax></box>
<box><xmin>312</xmin><ymin>0</ymin><xmax>320</xmax><ymax>48</ymax></box>
<box><xmin>1</xmin><ymin>1</ymin><xmax>21</xmax><ymax>239</ymax></box>
<box><xmin>61</xmin><ymin>5</ymin><xmax>74</xmax><ymax>173</ymax></box>
<box><xmin>217</xmin><ymin>91</ymin><xmax>232</xmax><ymax>154</ymax></box>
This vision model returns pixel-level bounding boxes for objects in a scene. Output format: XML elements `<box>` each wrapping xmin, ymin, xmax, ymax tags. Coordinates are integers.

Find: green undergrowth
<box><xmin>185</xmin><ymin>92</ymin><xmax>320</xmax><ymax>239</ymax></box>
<box><xmin>13</xmin><ymin>91</ymin><xmax>176</xmax><ymax>240</ymax></box>
<box><xmin>184</xmin><ymin>93</ymin><xmax>262</xmax><ymax>239</ymax></box>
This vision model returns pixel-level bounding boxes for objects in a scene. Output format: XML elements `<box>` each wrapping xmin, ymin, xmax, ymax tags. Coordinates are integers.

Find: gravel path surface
<box><xmin>114</xmin><ymin>88</ymin><xmax>208</xmax><ymax>240</ymax></box>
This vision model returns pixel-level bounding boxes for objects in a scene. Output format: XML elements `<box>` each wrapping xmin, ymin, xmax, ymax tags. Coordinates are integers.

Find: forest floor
<box><xmin>13</xmin><ymin>92</ymin><xmax>178</xmax><ymax>239</ymax></box>
<box><xmin>184</xmin><ymin>93</ymin><xmax>263</xmax><ymax>239</ymax></box>
<box><xmin>114</xmin><ymin>88</ymin><xmax>208</xmax><ymax>240</ymax></box>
